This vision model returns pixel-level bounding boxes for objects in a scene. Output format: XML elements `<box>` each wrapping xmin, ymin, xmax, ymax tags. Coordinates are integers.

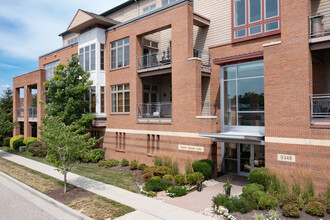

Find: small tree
<box><xmin>0</xmin><ymin>88</ymin><xmax>16</xmax><ymax>143</ymax></box>
<box><xmin>40</xmin><ymin>115</ymin><xmax>101</xmax><ymax>193</ymax></box>
<box><xmin>43</xmin><ymin>56</ymin><xmax>92</xmax><ymax>125</ymax></box>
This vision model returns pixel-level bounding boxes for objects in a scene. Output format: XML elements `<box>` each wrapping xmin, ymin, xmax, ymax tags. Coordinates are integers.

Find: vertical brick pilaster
<box><xmin>13</xmin><ymin>88</ymin><xmax>21</xmax><ymax>136</ymax></box>
<box><xmin>24</xmin><ymin>86</ymin><xmax>32</xmax><ymax>138</ymax></box>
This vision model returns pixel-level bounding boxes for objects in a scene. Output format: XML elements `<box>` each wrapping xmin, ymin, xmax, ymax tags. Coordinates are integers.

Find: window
<box><xmin>111</xmin><ymin>84</ymin><xmax>130</xmax><ymax>113</ymax></box>
<box><xmin>100</xmin><ymin>44</ymin><xmax>105</xmax><ymax>70</ymax></box>
<box><xmin>79</xmin><ymin>43</ymin><xmax>96</xmax><ymax>71</ymax></box>
<box><xmin>67</xmin><ymin>37</ymin><xmax>77</xmax><ymax>45</ymax></box>
<box><xmin>111</xmin><ymin>38</ymin><xmax>129</xmax><ymax>69</ymax></box>
<box><xmin>101</xmin><ymin>86</ymin><xmax>105</xmax><ymax>113</ymax></box>
<box><xmin>162</xmin><ymin>0</ymin><xmax>177</xmax><ymax>6</ymax></box>
<box><xmin>143</xmin><ymin>4</ymin><xmax>156</xmax><ymax>14</ymax></box>
<box><xmin>89</xmin><ymin>86</ymin><xmax>96</xmax><ymax>113</ymax></box>
<box><xmin>222</xmin><ymin>61</ymin><xmax>264</xmax><ymax>126</ymax></box>
<box><xmin>44</xmin><ymin>60</ymin><xmax>60</xmax><ymax>80</ymax></box>
<box><xmin>233</xmin><ymin>0</ymin><xmax>280</xmax><ymax>41</ymax></box>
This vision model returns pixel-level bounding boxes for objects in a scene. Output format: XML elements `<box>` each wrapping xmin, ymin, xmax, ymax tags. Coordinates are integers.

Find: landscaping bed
<box><xmin>0</xmin><ymin>157</ymin><xmax>134</xmax><ymax>220</ymax></box>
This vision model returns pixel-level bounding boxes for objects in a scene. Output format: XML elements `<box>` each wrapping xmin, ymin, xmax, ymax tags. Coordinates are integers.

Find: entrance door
<box><xmin>239</xmin><ymin>144</ymin><xmax>252</xmax><ymax>175</ymax></box>
<box><xmin>143</xmin><ymin>85</ymin><xmax>159</xmax><ymax>116</ymax></box>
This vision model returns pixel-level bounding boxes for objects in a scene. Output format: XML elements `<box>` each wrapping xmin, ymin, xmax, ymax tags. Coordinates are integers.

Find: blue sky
<box><xmin>0</xmin><ymin>0</ymin><xmax>127</xmax><ymax>95</ymax></box>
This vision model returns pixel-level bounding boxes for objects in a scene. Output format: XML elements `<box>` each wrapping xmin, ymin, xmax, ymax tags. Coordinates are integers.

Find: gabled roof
<box><xmin>66</xmin><ymin>9</ymin><xmax>120</xmax><ymax>33</ymax></box>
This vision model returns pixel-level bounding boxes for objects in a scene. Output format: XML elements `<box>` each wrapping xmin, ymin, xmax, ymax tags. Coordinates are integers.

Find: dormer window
<box><xmin>232</xmin><ymin>0</ymin><xmax>280</xmax><ymax>42</ymax></box>
<box><xmin>143</xmin><ymin>4</ymin><xmax>156</xmax><ymax>14</ymax></box>
<box><xmin>162</xmin><ymin>0</ymin><xmax>177</xmax><ymax>6</ymax></box>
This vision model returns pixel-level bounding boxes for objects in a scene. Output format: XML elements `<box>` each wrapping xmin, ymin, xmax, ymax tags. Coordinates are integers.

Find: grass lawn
<box><xmin>0</xmin><ymin>157</ymin><xmax>134</xmax><ymax>220</ymax></box>
<box><xmin>0</xmin><ymin>147</ymin><xmax>137</xmax><ymax>192</ymax></box>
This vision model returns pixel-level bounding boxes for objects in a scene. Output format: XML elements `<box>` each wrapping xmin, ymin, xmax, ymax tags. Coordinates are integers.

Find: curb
<box><xmin>0</xmin><ymin>171</ymin><xmax>93</xmax><ymax>220</ymax></box>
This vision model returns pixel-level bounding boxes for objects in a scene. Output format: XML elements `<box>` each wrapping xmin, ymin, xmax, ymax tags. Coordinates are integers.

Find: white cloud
<box><xmin>0</xmin><ymin>84</ymin><xmax>10</xmax><ymax>88</ymax></box>
<box><xmin>0</xmin><ymin>0</ymin><xmax>126</xmax><ymax>61</ymax></box>
<box><xmin>0</xmin><ymin>63</ymin><xmax>22</xmax><ymax>70</ymax></box>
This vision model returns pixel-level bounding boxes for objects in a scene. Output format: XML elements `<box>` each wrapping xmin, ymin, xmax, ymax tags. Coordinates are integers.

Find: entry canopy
<box><xmin>199</xmin><ymin>131</ymin><xmax>264</xmax><ymax>144</ymax></box>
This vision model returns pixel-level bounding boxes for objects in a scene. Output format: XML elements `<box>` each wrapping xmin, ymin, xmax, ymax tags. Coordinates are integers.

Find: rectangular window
<box><xmin>101</xmin><ymin>86</ymin><xmax>105</xmax><ymax>113</ymax></box>
<box><xmin>222</xmin><ymin>61</ymin><xmax>264</xmax><ymax>126</ymax></box>
<box><xmin>78</xmin><ymin>43</ymin><xmax>96</xmax><ymax>72</ymax></box>
<box><xmin>232</xmin><ymin>0</ymin><xmax>280</xmax><ymax>41</ymax></box>
<box><xmin>143</xmin><ymin>4</ymin><xmax>156</xmax><ymax>14</ymax></box>
<box><xmin>90</xmin><ymin>86</ymin><xmax>96</xmax><ymax>113</ymax></box>
<box><xmin>111</xmin><ymin>84</ymin><xmax>130</xmax><ymax>113</ymax></box>
<box><xmin>162</xmin><ymin>0</ymin><xmax>177</xmax><ymax>6</ymax></box>
<box><xmin>100</xmin><ymin>44</ymin><xmax>105</xmax><ymax>70</ymax></box>
<box><xmin>44</xmin><ymin>60</ymin><xmax>60</xmax><ymax>80</ymax></box>
<box><xmin>111</xmin><ymin>38</ymin><xmax>130</xmax><ymax>69</ymax></box>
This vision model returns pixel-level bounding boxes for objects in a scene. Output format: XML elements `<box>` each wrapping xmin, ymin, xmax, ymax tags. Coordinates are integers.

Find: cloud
<box><xmin>0</xmin><ymin>0</ymin><xmax>126</xmax><ymax>61</ymax></box>
<box><xmin>0</xmin><ymin>63</ymin><xmax>22</xmax><ymax>70</ymax></box>
<box><xmin>0</xmin><ymin>84</ymin><xmax>10</xmax><ymax>88</ymax></box>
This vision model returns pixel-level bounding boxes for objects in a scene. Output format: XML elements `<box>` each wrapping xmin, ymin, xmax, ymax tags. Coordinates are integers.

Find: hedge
<box><xmin>23</xmin><ymin>137</ymin><xmax>38</xmax><ymax>147</ymax></box>
<box><xmin>10</xmin><ymin>135</ymin><xmax>24</xmax><ymax>149</ymax></box>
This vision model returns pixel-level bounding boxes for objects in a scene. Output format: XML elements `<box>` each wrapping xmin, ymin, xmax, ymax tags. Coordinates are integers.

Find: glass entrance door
<box><xmin>239</xmin><ymin>144</ymin><xmax>251</xmax><ymax>175</ymax></box>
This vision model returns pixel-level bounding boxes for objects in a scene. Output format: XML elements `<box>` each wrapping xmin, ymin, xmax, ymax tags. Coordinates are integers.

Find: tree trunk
<box><xmin>64</xmin><ymin>168</ymin><xmax>67</xmax><ymax>193</ymax></box>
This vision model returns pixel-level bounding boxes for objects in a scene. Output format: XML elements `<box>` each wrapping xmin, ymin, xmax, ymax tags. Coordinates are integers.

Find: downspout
<box><xmin>135</xmin><ymin>0</ymin><xmax>139</xmax><ymax>16</ymax></box>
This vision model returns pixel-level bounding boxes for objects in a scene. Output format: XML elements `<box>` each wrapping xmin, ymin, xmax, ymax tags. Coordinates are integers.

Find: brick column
<box><xmin>37</xmin><ymin>70</ymin><xmax>46</xmax><ymax>138</ymax></box>
<box><xmin>24</xmin><ymin>85</ymin><xmax>32</xmax><ymax>138</ymax></box>
<box><xmin>13</xmin><ymin>88</ymin><xmax>21</xmax><ymax>136</ymax></box>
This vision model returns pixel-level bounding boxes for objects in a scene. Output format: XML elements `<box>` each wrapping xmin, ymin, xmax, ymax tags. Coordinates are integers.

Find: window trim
<box><xmin>79</xmin><ymin>43</ymin><xmax>96</xmax><ymax>72</ymax></box>
<box><xmin>110</xmin><ymin>37</ymin><xmax>130</xmax><ymax>70</ymax></box>
<box><xmin>231</xmin><ymin>0</ymin><xmax>281</xmax><ymax>43</ymax></box>
<box><xmin>44</xmin><ymin>60</ymin><xmax>60</xmax><ymax>80</ymax></box>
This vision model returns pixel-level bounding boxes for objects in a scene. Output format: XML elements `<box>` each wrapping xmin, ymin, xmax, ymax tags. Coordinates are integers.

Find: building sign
<box><xmin>178</xmin><ymin>145</ymin><xmax>204</xmax><ymax>153</ymax></box>
<box><xmin>277</xmin><ymin>154</ymin><xmax>296</xmax><ymax>163</ymax></box>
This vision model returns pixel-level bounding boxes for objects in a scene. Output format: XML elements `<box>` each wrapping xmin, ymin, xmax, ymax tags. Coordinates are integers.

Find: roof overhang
<box><xmin>199</xmin><ymin>131</ymin><xmax>264</xmax><ymax>144</ymax></box>
<box><xmin>213</xmin><ymin>51</ymin><xmax>264</xmax><ymax>65</ymax></box>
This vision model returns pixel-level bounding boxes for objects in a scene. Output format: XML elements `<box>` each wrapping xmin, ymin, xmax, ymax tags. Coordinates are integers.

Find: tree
<box><xmin>43</xmin><ymin>56</ymin><xmax>92</xmax><ymax>125</ymax></box>
<box><xmin>0</xmin><ymin>88</ymin><xmax>15</xmax><ymax>143</ymax></box>
<box><xmin>0</xmin><ymin>88</ymin><xmax>13</xmax><ymax>119</ymax></box>
<box><xmin>40</xmin><ymin>115</ymin><xmax>101</xmax><ymax>193</ymax></box>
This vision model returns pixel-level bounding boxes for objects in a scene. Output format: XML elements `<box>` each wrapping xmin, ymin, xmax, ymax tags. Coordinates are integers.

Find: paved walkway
<box><xmin>166</xmin><ymin>178</ymin><xmax>243</xmax><ymax>212</ymax></box>
<box><xmin>0</xmin><ymin>151</ymin><xmax>213</xmax><ymax>220</ymax></box>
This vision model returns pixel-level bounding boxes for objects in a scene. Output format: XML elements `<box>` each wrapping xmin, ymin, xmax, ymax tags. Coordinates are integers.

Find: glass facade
<box><xmin>223</xmin><ymin>61</ymin><xmax>264</xmax><ymax>127</ymax></box>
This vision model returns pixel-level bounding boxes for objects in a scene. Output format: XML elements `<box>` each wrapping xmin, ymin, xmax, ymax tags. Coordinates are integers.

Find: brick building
<box><xmin>13</xmin><ymin>0</ymin><xmax>330</xmax><ymax>191</ymax></box>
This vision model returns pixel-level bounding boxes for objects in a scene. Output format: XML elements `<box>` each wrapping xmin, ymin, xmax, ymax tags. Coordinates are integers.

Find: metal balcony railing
<box><xmin>309</xmin><ymin>11</ymin><xmax>330</xmax><ymax>38</ymax></box>
<box><xmin>193</xmin><ymin>48</ymin><xmax>211</xmax><ymax>69</ymax></box>
<box><xmin>28</xmin><ymin>107</ymin><xmax>37</xmax><ymax>119</ymax></box>
<box><xmin>16</xmin><ymin>108</ymin><xmax>24</xmax><ymax>119</ymax></box>
<box><xmin>137</xmin><ymin>102</ymin><xmax>172</xmax><ymax>123</ymax></box>
<box><xmin>137</xmin><ymin>49</ymin><xmax>171</xmax><ymax>70</ymax></box>
<box><xmin>201</xmin><ymin>102</ymin><xmax>218</xmax><ymax>117</ymax></box>
<box><xmin>311</xmin><ymin>94</ymin><xmax>330</xmax><ymax>125</ymax></box>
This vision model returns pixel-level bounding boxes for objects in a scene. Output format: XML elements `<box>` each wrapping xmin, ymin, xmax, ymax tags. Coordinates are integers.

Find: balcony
<box><xmin>137</xmin><ymin>50</ymin><xmax>171</xmax><ymax>75</ymax></box>
<box><xmin>311</xmin><ymin>94</ymin><xmax>330</xmax><ymax>126</ymax></box>
<box><xmin>193</xmin><ymin>49</ymin><xmax>212</xmax><ymax>73</ymax></box>
<box><xmin>28</xmin><ymin>107</ymin><xmax>37</xmax><ymax>122</ymax></box>
<box><xmin>16</xmin><ymin>108</ymin><xmax>24</xmax><ymax>121</ymax></box>
<box><xmin>137</xmin><ymin>102</ymin><xmax>172</xmax><ymax>123</ymax></box>
<box><xmin>309</xmin><ymin>11</ymin><xmax>330</xmax><ymax>44</ymax></box>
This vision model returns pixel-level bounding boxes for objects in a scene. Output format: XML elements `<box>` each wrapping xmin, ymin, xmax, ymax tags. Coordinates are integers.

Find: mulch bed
<box><xmin>45</xmin><ymin>187</ymin><xmax>93</xmax><ymax>204</ymax></box>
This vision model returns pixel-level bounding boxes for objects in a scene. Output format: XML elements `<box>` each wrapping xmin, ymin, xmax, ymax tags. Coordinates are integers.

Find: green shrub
<box><xmin>27</xmin><ymin>141</ymin><xmax>46</xmax><ymax>157</ymax></box>
<box><xmin>280</xmin><ymin>194</ymin><xmax>304</xmax><ymax>209</ymax></box>
<box><xmin>305</xmin><ymin>201</ymin><xmax>326</xmax><ymax>217</ymax></box>
<box><xmin>84</xmin><ymin>148</ymin><xmax>104</xmax><ymax>163</ymax></box>
<box><xmin>23</xmin><ymin>137</ymin><xmax>38</xmax><ymax>146</ymax></box>
<box><xmin>242</xmin><ymin>183</ymin><xmax>264</xmax><ymax>196</ymax></box>
<box><xmin>174</xmin><ymin>174</ymin><xmax>186</xmax><ymax>186</ymax></box>
<box><xmin>3</xmin><ymin>137</ymin><xmax>11</xmax><ymax>146</ymax></box>
<box><xmin>186</xmin><ymin>174</ymin><xmax>196</xmax><ymax>185</ymax></box>
<box><xmin>192</xmin><ymin>160</ymin><xmax>212</xmax><ymax>180</ymax></box>
<box><xmin>282</xmin><ymin>204</ymin><xmax>300</xmax><ymax>218</ymax></box>
<box><xmin>307</xmin><ymin>197</ymin><xmax>326</xmax><ymax>205</ymax></box>
<box><xmin>129</xmin><ymin>160</ymin><xmax>138</xmax><ymax>170</ymax></box>
<box><xmin>163</xmin><ymin>156</ymin><xmax>172</xmax><ymax>168</ymax></box>
<box><xmin>2</xmin><ymin>146</ymin><xmax>16</xmax><ymax>153</ymax></box>
<box><xmin>97</xmin><ymin>159</ymin><xmax>119</xmax><ymax>168</ymax></box>
<box><xmin>234</xmin><ymin>198</ymin><xmax>251</xmax><ymax>213</ymax></box>
<box><xmin>243</xmin><ymin>196</ymin><xmax>259</xmax><ymax>210</ymax></box>
<box><xmin>10</xmin><ymin>135</ymin><xmax>24</xmax><ymax>149</ymax></box>
<box><xmin>143</xmin><ymin>179</ymin><xmax>170</xmax><ymax>192</ymax></box>
<box><xmin>223</xmin><ymin>200</ymin><xmax>235</xmax><ymax>212</ymax></box>
<box><xmin>12</xmin><ymin>139</ymin><xmax>24</xmax><ymax>150</ymax></box>
<box><xmin>153</xmin><ymin>156</ymin><xmax>162</xmax><ymax>166</ymax></box>
<box><xmin>185</xmin><ymin>159</ymin><xmax>193</xmax><ymax>175</ymax></box>
<box><xmin>162</xmin><ymin>174</ymin><xmax>173</xmax><ymax>183</ymax></box>
<box><xmin>121</xmin><ymin>158</ymin><xmax>129</xmax><ymax>167</ymax></box>
<box><xmin>248</xmin><ymin>168</ymin><xmax>270</xmax><ymax>189</ymax></box>
<box><xmin>198</xmin><ymin>159</ymin><xmax>214</xmax><ymax>174</ymax></box>
<box><xmin>252</xmin><ymin>191</ymin><xmax>266</xmax><ymax>201</ymax></box>
<box><xmin>142</xmin><ymin>172</ymin><xmax>154</xmax><ymax>182</ymax></box>
<box><xmin>327</xmin><ymin>201</ymin><xmax>330</xmax><ymax>214</ymax></box>
<box><xmin>150</xmin><ymin>176</ymin><xmax>161</xmax><ymax>182</ymax></box>
<box><xmin>138</xmin><ymin>163</ymin><xmax>148</xmax><ymax>171</ymax></box>
<box><xmin>301</xmin><ymin>178</ymin><xmax>315</xmax><ymax>202</ymax></box>
<box><xmin>167</xmin><ymin>186</ymin><xmax>187</xmax><ymax>197</ymax></box>
<box><xmin>258</xmin><ymin>195</ymin><xmax>278</xmax><ymax>210</ymax></box>
<box><xmin>213</xmin><ymin>194</ymin><xmax>230</xmax><ymax>208</ymax></box>
<box><xmin>146</xmin><ymin>191</ymin><xmax>156</xmax><ymax>197</ymax></box>
<box><xmin>143</xmin><ymin>166</ymin><xmax>171</xmax><ymax>177</ymax></box>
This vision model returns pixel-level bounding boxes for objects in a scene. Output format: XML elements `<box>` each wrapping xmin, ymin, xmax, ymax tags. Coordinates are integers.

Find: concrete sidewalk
<box><xmin>0</xmin><ymin>150</ymin><xmax>213</xmax><ymax>220</ymax></box>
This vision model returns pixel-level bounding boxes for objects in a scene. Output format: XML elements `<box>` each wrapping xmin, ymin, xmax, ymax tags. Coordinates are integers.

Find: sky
<box><xmin>0</xmin><ymin>0</ymin><xmax>127</xmax><ymax>96</ymax></box>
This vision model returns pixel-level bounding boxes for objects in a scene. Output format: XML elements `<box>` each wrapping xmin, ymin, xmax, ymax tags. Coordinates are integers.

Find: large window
<box><xmin>223</xmin><ymin>61</ymin><xmax>264</xmax><ymax>126</ymax></box>
<box><xmin>79</xmin><ymin>43</ymin><xmax>96</xmax><ymax>71</ymax></box>
<box><xmin>233</xmin><ymin>0</ymin><xmax>280</xmax><ymax>41</ymax></box>
<box><xmin>111</xmin><ymin>84</ymin><xmax>130</xmax><ymax>113</ymax></box>
<box><xmin>44</xmin><ymin>60</ymin><xmax>60</xmax><ymax>80</ymax></box>
<box><xmin>111</xmin><ymin>38</ymin><xmax>130</xmax><ymax>69</ymax></box>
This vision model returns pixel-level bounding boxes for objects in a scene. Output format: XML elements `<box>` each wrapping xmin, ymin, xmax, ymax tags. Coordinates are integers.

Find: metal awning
<box><xmin>199</xmin><ymin>131</ymin><xmax>264</xmax><ymax>144</ymax></box>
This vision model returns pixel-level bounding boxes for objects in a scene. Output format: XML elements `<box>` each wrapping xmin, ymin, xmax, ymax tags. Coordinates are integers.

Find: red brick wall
<box><xmin>38</xmin><ymin>44</ymin><xmax>78</xmax><ymax>68</ymax></box>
